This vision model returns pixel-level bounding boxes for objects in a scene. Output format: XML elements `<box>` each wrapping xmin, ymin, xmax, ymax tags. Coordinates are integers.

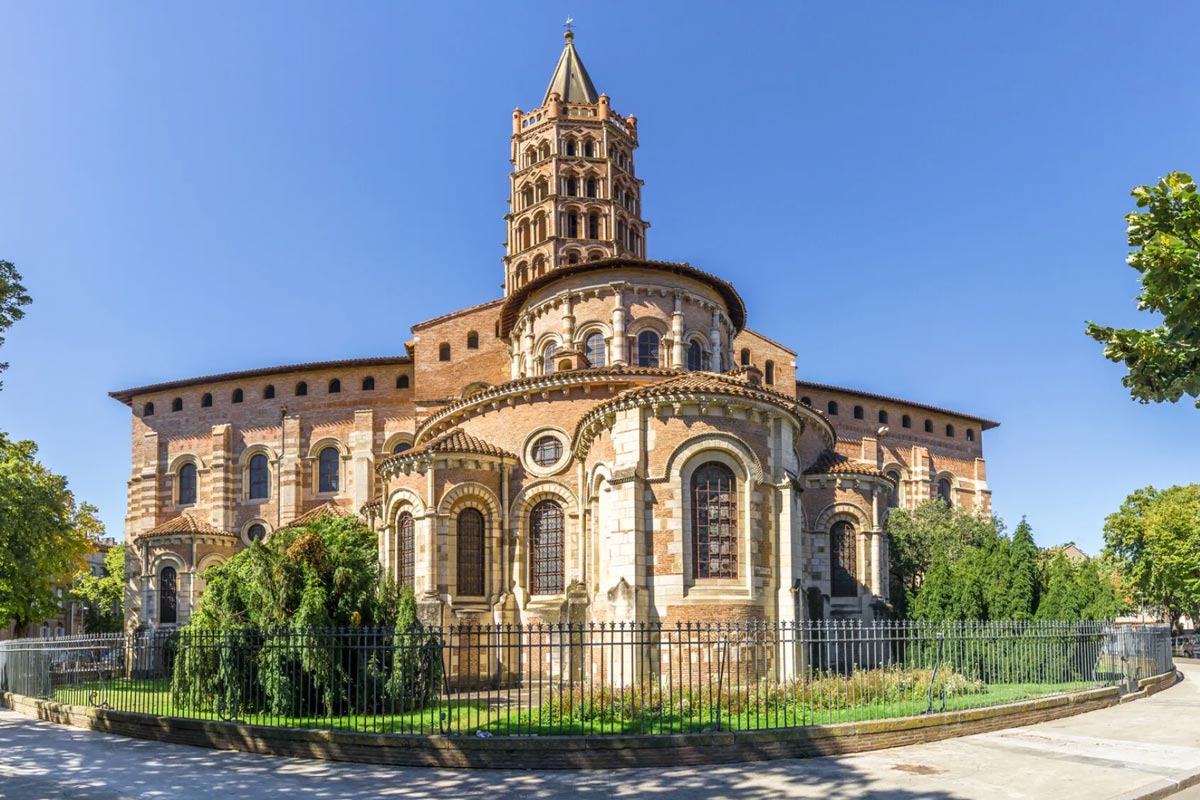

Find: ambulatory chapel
<box><xmin>112</xmin><ymin>33</ymin><xmax>998</xmax><ymax>634</ymax></box>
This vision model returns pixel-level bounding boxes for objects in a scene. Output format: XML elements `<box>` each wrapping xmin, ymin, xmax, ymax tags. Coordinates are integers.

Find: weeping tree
<box><xmin>172</xmin><ymin>513</ymin><xmax>441</xmax><ymax>717</ymax></box>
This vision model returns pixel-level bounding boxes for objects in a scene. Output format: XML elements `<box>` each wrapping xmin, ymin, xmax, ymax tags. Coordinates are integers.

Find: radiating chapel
<box><xmin>112</xmin><ymin>33</ymin><xmax>998</xmax><ymax>634</ymax></box>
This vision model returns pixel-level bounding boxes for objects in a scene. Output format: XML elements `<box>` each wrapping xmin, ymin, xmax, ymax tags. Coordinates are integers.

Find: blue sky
<box><xmin>1</xmin><ymin>2</ymin><xmax>1197</xmax><ymax>554</ymax></box>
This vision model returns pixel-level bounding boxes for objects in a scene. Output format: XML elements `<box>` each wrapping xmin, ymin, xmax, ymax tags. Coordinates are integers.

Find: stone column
<box><xmin>671</xmin><ymin>292</ymin><xmax>685</xmax><ymax>369</ymax></box>
<box><xmin>611</xmin><ymin>285</ymin><xmax>627</xmax><ymax>365</ymax></box>
<box><xmin>562</xmin><ymin>293</ymin><xmax>575</xmax><ymax>349</ymax></box>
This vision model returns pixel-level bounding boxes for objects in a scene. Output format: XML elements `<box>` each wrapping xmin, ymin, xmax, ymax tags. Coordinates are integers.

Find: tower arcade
<box><xmin>504</xmin><ymin>31</ymin><xmax>649</xmax><ymax>294</ymax></box>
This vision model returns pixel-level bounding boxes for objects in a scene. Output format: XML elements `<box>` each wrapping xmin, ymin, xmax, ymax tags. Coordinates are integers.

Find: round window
<box><xmin>247</xmin><ymin>523</ymin><xmax>266</xmax><ymax>542</ymax></box>
<box><xmin>531</xmin><ymin>435</ymin><xmax>563</xmax><ymax>467</ymax></box>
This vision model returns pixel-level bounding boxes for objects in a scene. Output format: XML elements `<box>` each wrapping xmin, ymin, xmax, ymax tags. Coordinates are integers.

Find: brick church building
<box><xmin>111</xmin><ymin>32</ymin><xmax>997</xmax><ymax>634</ymax></box>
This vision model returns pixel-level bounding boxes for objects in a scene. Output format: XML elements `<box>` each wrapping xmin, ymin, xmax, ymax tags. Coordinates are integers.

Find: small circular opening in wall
<box><xmin>532</xmin><ymin>435</ymin><xmax>563</xmax><ymax>467</ymax></box>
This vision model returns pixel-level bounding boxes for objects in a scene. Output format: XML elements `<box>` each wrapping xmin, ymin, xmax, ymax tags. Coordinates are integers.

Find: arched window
<box><xmin>586</xmin><ymin>178</ymin><xmax>598</xmax><ymax>198</ymax></box>
<box><xmin>565</xmin><ymin>176</ymin><xmax>578</xmax><ymax>196</ymax></box>
<box><xmin>521</xmin><ymin>499</ymin><xmax>565</xmax><ymax>596</ymax></box>
<box><xmin>397</xmin><ymin>512</ymin><xmax>415</xmax><ymax>588</ymax></box>
<box><xmin>800</xmin><ymin>396</ymin><xmax>812</xmax><ymax>406</ymax></box>
<box><xmin>583</xmin><ymin>140</ymin><xmax>595</xmax><ymax>157</ymax></box>
<box><xmin>853</xmin><ymin>405</ymin><xmax>864</xmax><ymax>420</ymax></box>
<box><xmin>535</xmin><ymin>178</ymin><xmax>548</xmax><ymax>201</ymax></box>
<box><xmin>566</xmin><ymin>250</ymin><xmax>580</xmax><ymax>264</ymax></box>
<box><xmin>232</xmin><ymin>388</ymin><xmax>244</xmax><ymax>404</ymax></box>
<box><xmin>879</xmin><ymin>410</ymin><xmax>889</xmax><ymax>424</ymax></box>
<box><xmin>439</xmin><ymin>343</ymin><xmax>451</xmax><ymax>361</ymax></box>
<box><xmin>692</xmin><ymin>462</ymin><xmax>737</xmax><ymax>579</ymax></box>
<box><xmin>318</xmin><ymin>447</ymin><xmax>340</xmax><ymax>493</ymax></box>
<box><xmin>635</xmin><ymin>330</ymin><xmax>660</xmax><ymax>368</ymax></box>
<box><xmin>539</xmin><ymin>142</ymin><xmax>550</xmax><ymax>161</ymax></box>
<box><xmin>521</xmin><ymin>186</ymin><xmax>534</xmax><ymax>209</ymax></box>
<box><xmin>966</xmin><ymin>428</ymin><xmax>975</xmax><ymax>442</ymax></box>
<box><xmin>830</xmin><ymin>521</ymin><xmax>858</xmax><ymax>597</ymax></box>
<box><xmin>247</xmin><ymin>523</ymin><xmax>266</xmax><ymax>543</ymax></box>
<box><xmin>396</xmin><ymin>375</ymin><xmax>410</xmax><ymax>389</ymax></box>
<box><xmin>178</xmin><ymin>463</ymin><xmax>197</xmax><ymax>505</ymax></box>
<box><xmin>827</xmin><ymin>401</ymin><xmax>839</xmax><ymax>416</ymax></box>
<box><xmin>740</xmin><ymin>348</ymin><xmax>751</xmax><ymax>367</ymax></box>
<box><xmin>456</xmin><ymin>508</ymin><xmax>485</xmax><ymax>596</ymax></box>
<box><xmin>202</xmin><ymin>393</ymin><xmax>213</xmax><ymax>408</ymax></box>
<box><xmin>392</xmin><ymin>441</ymin><xmax>412</xmax><ymax>455</ymax></box>
<box><xmin>159</xmin><ymin>566</ymin><xmax>177</xmax><ymax>624</ymax></box>
<box><xmin>467</xmin><ymin>331</ymin><xmax>479</xmax><ymax>350</ymax></box>
<box><xmin>565</xmin><ymin>139</ymin><xmax>577</xmax><ymax>157</ymax></box>
<box><xmin>328</xmin><ymin>379</ymin><xmax>341</xmax><ymax>394</ymax></box>
<box><xmin>248</xmin><ymin>453</ymin><xmax>269</xmax><ymax>500</ymax></box>
<box><xmin>588</xmin><ymin>213</ymin><xmax>599</xmax><ymax>239</ymax></box>
<box><xmin>687</xmin><ymin>339</ymin><xmax>706</xmax><ymax>371</ymax></box>
<box><xmin>143</xmin><ymin>402</ymin><xmax>154</xmax><ymax>416</ymax></box>
<box><xmin>171</xmin><ymin>397</ymin><xmax>183</xmax><ymax>412</ymax></box>
<box><xmin>886</xmin><ymin>470</ymin><xmax>902</xmax><ymax>509</ymax></box>
<box><xmin>543</xmin><ymin>342</ymin><xmax>558</xmax><ymax>375</ymax></box>
<box><xmin>945</xmin><ymin>424</ymin><xmax>955</xmax><ymax>437</ymax></box>
<box><xmin>902</xmin><ymin>414</ymin><xmax>911</xmax><ymax>428</ymax></box>
<box><xmin>264</xmin><ymin>385</ymin><xmax>275</xmax><ymax>400</ymax></box>
<box><xmin>938</xmin><ymin>478</ymin><xmax>953</xmax><ymax>507</ymax></box>
<box><xmin>924</xmin><ymin>419</ymin><xmax>933</xmax><ymax>433</ymax></box>
<box><xmin>567</xmin><ymin>212</ymin><xmax>579</xmax><ymax>238</ymax></box>
<box><xmin>295</xmin><ymin>381</ymin><xmax>308</xmax><ymax>396</ymax></box>
<box><xmin>584</xmin><ymin>332</ymin><xmax>606</xmax><ymax>367</ymax></box>
<box><xmin>764</xmin><ymin>360</ymin><xmax>775</xmax><ymax>385</ymax></box>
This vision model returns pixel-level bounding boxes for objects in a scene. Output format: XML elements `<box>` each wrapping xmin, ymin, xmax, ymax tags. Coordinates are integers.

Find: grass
<box><xmin>51</xmin><ymin>676</ymin><xmax>1097</xmax><ymax>737</ymax></box>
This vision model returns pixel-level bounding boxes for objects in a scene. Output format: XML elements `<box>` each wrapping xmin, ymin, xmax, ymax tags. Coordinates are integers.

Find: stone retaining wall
<box><xmin>1</xmin><ymin>669</ymin><xmax>1179</xmax><ymax>769</ymax></box>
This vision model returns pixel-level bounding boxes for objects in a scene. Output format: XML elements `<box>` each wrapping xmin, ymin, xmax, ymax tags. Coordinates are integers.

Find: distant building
<box><xmin>0</xmin><ymin>536</ymin><xmax>115</xmax><ymax>641</ymax></box>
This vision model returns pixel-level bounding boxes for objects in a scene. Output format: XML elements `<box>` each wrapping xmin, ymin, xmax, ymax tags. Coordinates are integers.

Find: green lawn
<box><xmin>51</xmin><ymin>677</ymin><xmax>1097</xmax><ymax>737</ymax></box>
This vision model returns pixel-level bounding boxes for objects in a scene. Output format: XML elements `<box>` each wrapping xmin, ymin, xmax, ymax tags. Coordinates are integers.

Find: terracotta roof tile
<box><xmin>281</xmin><ymin>502</ymin><xmax>358</xmax><ymax>530</ymax></box>
<box><xmin>379</xmin><ymin>428</ymin><xmax>515</xmax><ymax>472</ymax></box>
<box><xmin>141</xmin><ymin>514</ymin><xmax>233</xmax><ymax>538</ymax></box>
<box><xmin>803</xmin><ymin>450</ymin><xmax>889</xmax><ymax>479</ymax></box>
<box><xmin>609</xmin><ymin>371</ymin><xmax>805</xmax><ymax>409</ymax></box>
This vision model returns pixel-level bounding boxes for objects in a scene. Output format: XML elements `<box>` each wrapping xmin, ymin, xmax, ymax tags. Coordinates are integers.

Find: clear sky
<box><xmin>1</xmin><ymin>2</ymin><xmax>1197</xmax><ymax>554</ymax></box>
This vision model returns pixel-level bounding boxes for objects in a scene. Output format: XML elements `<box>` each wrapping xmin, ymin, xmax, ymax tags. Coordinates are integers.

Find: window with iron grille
<box><xmin>178</xmin><ymin>463</ymin><xmax>197</xmax><ymax>505</ymax></box>
<box><xmin>457</xmin><ymin>508</ymin><xmax>485</xmax><ymax>596</ymax></box>
<box><xmin>531</xmin><ymin>435</ymin><xmax>563</xmax><ymax>467</ymax></box>
<box><xmin>248</xmin><ymin>453</ymin><xmax>269</xmax><ymax>500</ymax></box>
<box><xmin>584</xmin><ymin>332</ymin><xmax>606</xmax><ymax>367</ymax></box>
<box><xmin>635</xmin><ymin>330</ymin><xmax>660</xmax><ymax>368</ymax></box>
<box><xmin>318</xmin><ymin>447</ymin><xmax>339</xmax><ymax>493</ymax></box>
<box><xmin>831</xmin><ymin>521</ymin><xmax>858</xmax><ymax>597</ymax></box>
<box><xmin>247</xmin><ymin>523</ymin><xmax>266</xmax><ymax>542</ymax></box>
<box><xmin>398</xmin><ymin>512</ymin><xmax>415</xmax><ymax>589</ymax></box>
<box><xmin>530</xmin><ymin>500</ymin><xmax>564</xmax><ymax>594</ymax></box>
<box><xmin>159</xmin><ymin>566</ymin><xmax>177</xmax><ymax>624</ymax></box>
<box><xmin>938</xmin><ymin>478</ymin><xmax>953</xmax><ymax>507</ymax></box>
<box><xmin>692</xmin><ymin>462</ymin><xmax>737</xmax><ymax>579</ymax></box>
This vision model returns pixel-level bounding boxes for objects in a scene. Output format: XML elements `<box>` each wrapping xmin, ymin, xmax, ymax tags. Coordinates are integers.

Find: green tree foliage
<box><xmin>0</xmin><ymin>260</ymin><xmax>31</xmax><ymax>390</ymax></box>
<box><xmin>1103</xmin><ymin>484</ymin><xmax>1200</xmax><ymax>630</ymax></box>
<box><xmin>890</xmin><ymin>502</ymin><xmax>1126</xmax><ymax>622</ymax></box>
<box><xmin>0</xmin><ymin>435</ymin><xmax>93</xmax><ymax>629</ymax></box>
<box><xmin>172</xmin><ymin>513</ymin><xmax>441</xmax><ymax>716</ymax></box>
<box><xmin>1086</xmin><ymin>173</ymin><xmax>1200</xmax><ymax>407</ymax></box>
<box><xmin>70</xmin><ymin>544</ymin><xmax>126</xmax><ymax>633</ymax></box>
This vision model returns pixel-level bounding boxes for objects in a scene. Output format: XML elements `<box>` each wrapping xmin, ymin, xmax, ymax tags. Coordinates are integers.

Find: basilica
<box><xmin>112</xmin><ymin>32</ymin><xmax>997</xmax><ymax>634</ymax></box>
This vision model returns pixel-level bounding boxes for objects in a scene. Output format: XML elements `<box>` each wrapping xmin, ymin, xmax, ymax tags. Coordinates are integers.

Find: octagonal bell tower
<box><xmin>504</xmin><ymin>31</ymin><xmax>649</xmax><ymax>295</ymax></box>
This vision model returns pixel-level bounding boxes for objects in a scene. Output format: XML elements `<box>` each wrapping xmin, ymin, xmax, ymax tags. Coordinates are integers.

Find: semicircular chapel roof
<box><xmin>497</xmin><ymin>258</ymin><xmax>747</xmax><ymax>339</ymax></box>
<box><xmin>378</xmin><ymin>428</ymin><xmax>515</xmax><ymax>474</ymax></box>
<box><xmin>802</xmin><ymin>450</ymin><xmax>891</xmax><ymax>479</ymax></box>
<box><xmin>142</xmin><ymin>513</ymin><xmax>235</xmax><ymax>538</ymax></box>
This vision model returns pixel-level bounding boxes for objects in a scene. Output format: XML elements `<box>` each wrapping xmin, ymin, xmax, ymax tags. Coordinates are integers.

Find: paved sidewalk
<box><xmin>2</xmin><ymin>665</ymin><xmax>1199</xmax><ymax>800</ymax></box>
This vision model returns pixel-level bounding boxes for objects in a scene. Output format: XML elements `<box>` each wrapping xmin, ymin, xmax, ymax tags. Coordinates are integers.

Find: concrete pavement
<box><xmin>2</xmin><ymin>664</ymin><xmax>1199</xmax><ymax>800</ymax></box>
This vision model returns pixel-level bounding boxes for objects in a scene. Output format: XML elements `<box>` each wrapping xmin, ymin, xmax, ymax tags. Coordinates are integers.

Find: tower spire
<box><xmin>543</xmin><ymin>29</ymin><xmax>598</xmax><ymax>105</ymax></box>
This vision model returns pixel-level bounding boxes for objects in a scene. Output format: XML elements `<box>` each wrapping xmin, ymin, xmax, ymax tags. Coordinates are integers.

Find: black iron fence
<box><xmin>0</xmin><ymin>621</ymin><xmax>1172</xmax><ymax>736</ymax></box>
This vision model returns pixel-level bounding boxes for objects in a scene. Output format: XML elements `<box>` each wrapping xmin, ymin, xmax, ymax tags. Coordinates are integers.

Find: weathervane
<box><xmin>564</xmin><ymin>17</ymin><xmax>574</xmax><ymax>32</ymax></box>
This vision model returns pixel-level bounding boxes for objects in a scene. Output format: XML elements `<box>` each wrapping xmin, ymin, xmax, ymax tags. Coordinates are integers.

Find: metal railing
<box><xmin>0</xmin><ymin>621</ymin><xmax>1172</xmax><ymax>737</ymax></box>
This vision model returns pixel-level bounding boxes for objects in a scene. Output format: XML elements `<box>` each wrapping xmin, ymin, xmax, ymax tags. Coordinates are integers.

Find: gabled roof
<box><xmin>141</xmin><ymin>514</ymin><xmax>233</xmax><ymax>538</ymax></box>
<box><xmin>110</xmin><ymin>356</ymin><xmax>412</xmax><ymax>405</ymax></box>
<box><xmin>281</xmin><ymin>502</ymin><xmax>358</xmax><ymax>530</ymax></box>
<box><xmin>544</xmin><ymin>31</ymin><xmax>599</xmax><ymax>105</ymax></box>
<box><xmin>379</xmin><ymin>428</ymin><xmax>515</xmax><ymax>473</ymax></box>
<box><xmin>803</xmin><ymin>450</ymin><xmax>889</xmax><ymax>479</ymax></box>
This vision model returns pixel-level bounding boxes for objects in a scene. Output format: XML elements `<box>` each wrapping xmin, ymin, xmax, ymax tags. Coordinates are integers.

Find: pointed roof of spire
<box><xmin>543</xmin><ymin>31</ymin><xmax>599</xmax><ymax>105</ymax></box>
